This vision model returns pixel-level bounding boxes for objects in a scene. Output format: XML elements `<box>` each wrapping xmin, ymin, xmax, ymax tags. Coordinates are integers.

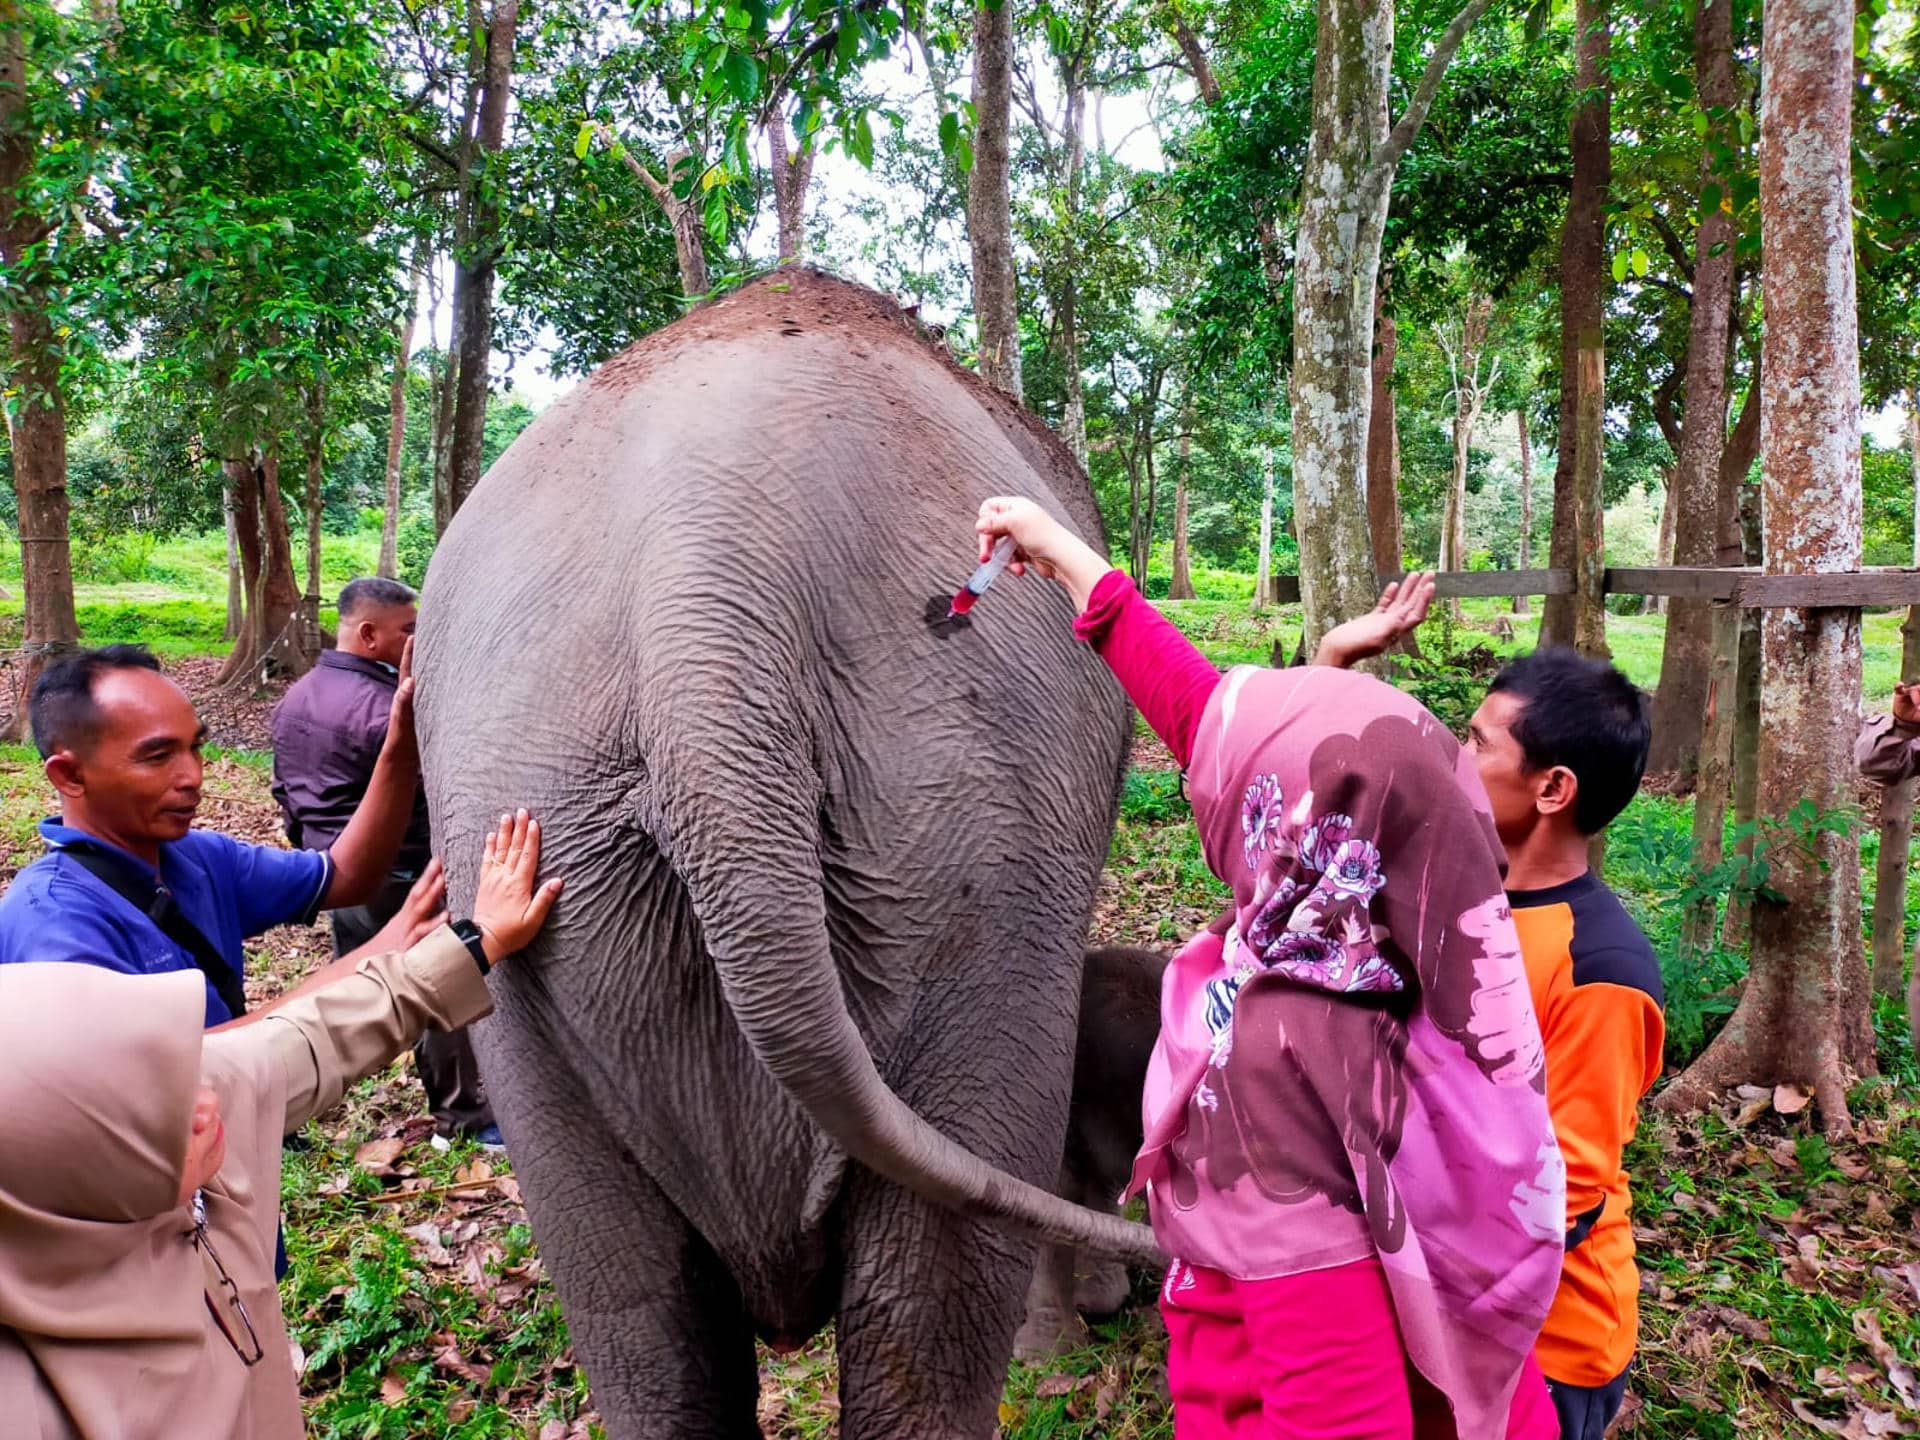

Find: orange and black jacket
<box><xmin>1509</xmin><ymin>872</ymin><xmax>1666</xmax><ymax>1388</ymax></box>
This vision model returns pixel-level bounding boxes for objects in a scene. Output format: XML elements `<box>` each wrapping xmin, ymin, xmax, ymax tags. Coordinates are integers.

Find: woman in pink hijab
<box><xmin>974</xmin><ymin>498</ymin><xmax>1565</xmax><ymax>1440</ymax></box>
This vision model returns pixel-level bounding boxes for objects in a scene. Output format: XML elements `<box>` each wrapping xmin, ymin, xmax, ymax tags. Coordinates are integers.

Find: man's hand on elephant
<box><xmin>1313</xmin><ymin>572</ymin><xmax>1435</xmax><ymax>669</ymax></box>
<box><xmin>384</xmin><ymin>635</ymin><xmax>419</xmax><ymax>768</ymax></box>
<box><xmin>975</xmin><ymin>496</ymin><xmax>1114</xmax><ymax>612</ymax></box>
<box><xmin>472</xmin><ymin>809</ymin><xmax>564</xmax><ymax>964</ymax></box>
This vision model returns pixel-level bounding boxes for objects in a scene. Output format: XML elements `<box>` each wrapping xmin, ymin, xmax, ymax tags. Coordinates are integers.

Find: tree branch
<box><xmin>594</xmin><ymin>122</ymin><xmax>669</xmax><ymax>203</ymax></box>
<box><xmin>1359</xmin><ymin>0</ymin><xmax>1500</xmax><ymax>208</ymax></box>
<box><xmin>1645</xmin><ymin>206</ymin><xmax>1696</xmax><ymax>284</ymax></box>
<box><xmin>1158</xmin><ymin>3</ymin><xmax>1221</xmax><ymax>104</ymax></box>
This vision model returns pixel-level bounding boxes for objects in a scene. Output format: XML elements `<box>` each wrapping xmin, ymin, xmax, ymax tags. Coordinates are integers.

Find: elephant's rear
<box><xmin>414</xmin><ymin>271</ymin><xmax>1133</xmax><ymax>1438</ymax></box>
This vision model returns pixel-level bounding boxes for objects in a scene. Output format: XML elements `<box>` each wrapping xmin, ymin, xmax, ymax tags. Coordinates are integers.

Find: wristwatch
<box><xmin>450</xmin><ymin>919</ymin><xmax>491</xmax><ymax>976</ymax></box>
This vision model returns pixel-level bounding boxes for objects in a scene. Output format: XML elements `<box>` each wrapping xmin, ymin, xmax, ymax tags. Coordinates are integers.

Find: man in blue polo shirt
<box><xmin>0</xmin><ymin>642</ymin><xmax>426</xmax><ymax>1024</ymax></box>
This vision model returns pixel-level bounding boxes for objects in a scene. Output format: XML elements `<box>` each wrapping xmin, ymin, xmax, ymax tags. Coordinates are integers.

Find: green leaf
<box><xmin>703</xmin><ymin>186</ymin><xmax>729</xmax><ymax>245</ymax></box>
<box><xmin>723</xmin><ymin>50</ymin><xmax>760</xmax><ymax>104</ymax></box>
<box><xmin>938</xmin><ymin>110</ymin><xmax>960</xmax><ymax>157</ymax></box>
<box><xmin>835</xmin><ymin>15</ymin><xmax>860</xmax><ymax>63</ymax></box>
<box><xmin>1630</xmin><ymin>247</ymin><xmax>1650</xmax><ymax>278</ymax></box>
<box><xmin>574</xmin><ymin>122</ymin><xmax>593</xmax><ymax>160</ymax></box>
<box><xmin>207</xmin><ymin>110</ymin><xmax>226</xmax><ymax>136</ymax></box>
<box><xmin>848</xmin><ymin>109</ymin><xmax>875</xmax><ymax>169</ymax></box>
<box><xmin>955</xmin><ymin>136</ymin><xmax>974</xmax><ymax>174</ymax></box>
<box><xmin>1611</xmin><ymin>251</ymin><xmax>1629</xmax><ymax>283</ymax></box>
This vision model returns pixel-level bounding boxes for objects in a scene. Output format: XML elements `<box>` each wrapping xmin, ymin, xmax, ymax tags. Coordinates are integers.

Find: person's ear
<box><xmin>357</xmin><ymin>618</ymin><xmax>378</xmax><ymax>649</ymax></box>
<box><xmin>44</xmin><ymin>748</ymin><xmax>84</xmax><ymax>800</ymax></box>
<box><xmin>1535</xmin><ymin>765</ymin><xmax>1579</xmax><ymax>820</ymax></box>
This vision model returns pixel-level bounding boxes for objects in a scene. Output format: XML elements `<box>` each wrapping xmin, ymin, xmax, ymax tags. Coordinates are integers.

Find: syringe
<box><xmin>947</xmin><ymin>535</ymin><xmax>1018</xmax><ymax>618</ymax></box>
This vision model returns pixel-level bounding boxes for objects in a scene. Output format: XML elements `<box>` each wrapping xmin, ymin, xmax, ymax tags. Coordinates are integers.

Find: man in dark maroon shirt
<box><xmin>272</xmin><ymin>576</ymin><xmax>498</xmax><ymax>1147</ymax></box>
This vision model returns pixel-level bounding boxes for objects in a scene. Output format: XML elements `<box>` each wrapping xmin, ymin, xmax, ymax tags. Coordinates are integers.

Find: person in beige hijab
<box><xmin>0</xmin><ymin>809</ymin><xmax>563</xmax><ymax>1440</ymax></box>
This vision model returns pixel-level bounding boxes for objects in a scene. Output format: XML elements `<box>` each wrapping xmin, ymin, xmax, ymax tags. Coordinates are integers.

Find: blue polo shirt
<box><xmin>0</xmin><ymin>818</ymin><xmax>333</xmax><ymax>1026</ymax></box>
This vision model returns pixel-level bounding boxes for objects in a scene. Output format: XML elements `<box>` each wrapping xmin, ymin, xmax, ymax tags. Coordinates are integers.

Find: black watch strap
<box><xmin>450</xmin><ymin>919</ymin><xmax>491</xmax><ymax>977</ymax></box>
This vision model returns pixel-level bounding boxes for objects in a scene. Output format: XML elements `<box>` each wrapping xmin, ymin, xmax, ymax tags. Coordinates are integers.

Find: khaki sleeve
<box><xmin>250</xmin><ymin>926</ymin><xmax>494</xmax><ymax>1134</ymax></box>
<box><xmin>1857</xmin><ymin>714</ymin><xmax>1920</xmax><ymax>785</ymax></box>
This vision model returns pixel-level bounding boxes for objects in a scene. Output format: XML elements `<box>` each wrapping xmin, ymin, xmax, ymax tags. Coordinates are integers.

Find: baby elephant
<box><xmin>1015</xmin><ymin>944</ymin><xmax>1168</xmax><ymax>1361</ymax></box>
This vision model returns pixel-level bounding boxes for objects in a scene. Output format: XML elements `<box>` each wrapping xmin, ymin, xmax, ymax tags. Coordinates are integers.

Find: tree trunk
<box><xmin>1643</xmin><ymin>475</ymin><xmax>1676</xmax><ymax>615</ymax></box>
<box><xmin>1682</xmin><ymin>601</ymin><xmax>1742</xmax><ymax>951</ymax></box>
<box><xmin>217</xmin><ymin>456</ymin><xmax>266</xmax><ymax>685</ymax></box>
<box><xmin>445</xmin><ymin>0</ymin><xmax>519</xmax><ymax>523</ymax></box>
<box><xmin>1910</xmin><ymin>391</ymin><xmax>1919</xmax><ymax>568</ymax></box>
<box><xmin>1723</xmin><ymin>486</ymin><xmax>1763</xmax><ymax>949</ymax></box>
<box><xmin>301</xmin><ymin>383</ymin><xmax>325</xmax><ymax>661</ymax></box>
<box><xmin>1367</xmin><ymin>295</ymin><xmax>1404</xmax><ymax>579</ymax></box>
<box><xmin>1541</xmin><ymin>0</ymin><xmax>1611</xmax><ymax>655</ymax></box>
<box><xmin>222</xmin><ymin>483</ymin><xmax>243</xmax><ymax>641</ymax></box>
<box><xmin>1170</xmin><ymin>408</ymin><xmax>1195</xmax><ymax>600</ymax></box>
<box><xmin>0</xmin><ymin>2</ymin><xmax>80</xmax><ymax>740</ymax></box>
<box><xmin>1057</xmin><ymin>72</ymin><xmax>1088</xmax><ymax>467</ymax></box>
<box><xmin>968</xmin><ymin>0</ymin><xmax>1022</xmax><ymax>401</ymax></box>
<box><xmin>1288</xmin><ymin>0</ymin><xmax>1394</xmax><ymax>652</ymax></box>
<box><xmin>767</xmin><ymin>116</ymin><xmax>815</xmax><ymax>264</ymax></box>
<box><xmin>1514</xmin><ymin>408</ymin><xmax>1532</xmax><ymax>615</ymax></box>
<box><xmin>1646</xmin><ymin>0</ymin><xmax>1742</xmax><ymax>781</ymax></box>
<box><xmin>1255</xmin><ymin>397</ymin><xmax>1278</xmax><ymax>608</ymax></box>
<box><xmin>255</xmin><ymin>447</ymin><xmax>311</xmax><ymax>680</ymax></box>
<box><xmin>1666</xmin><ymin>0</ymin><xmax>1867</xmax><ymax>1135</ymax></box>
<box><xmin>1872</xmin><ymin>604</ymin><xmax>1920</xmax><ymax>996</ymax></box>
<box><xmin>380</xmin><ymin>254</ymin><xmax>424</xmax><ymax>580</ymax></box>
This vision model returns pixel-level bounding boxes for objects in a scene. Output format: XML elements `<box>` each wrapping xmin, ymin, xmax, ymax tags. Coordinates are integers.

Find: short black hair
<box><xmin>1486</xmin><ymin>647</ymin><xmax>1651</xmax><ymax>834</ymax></box>
<box><xmin>337</xmin><ymin>577</ymin><xmax>416</xmax><ymax>625</ymax></box>
<box><xmin>29</xmin><ymin>644</ymin><xmax>164</xmax><ymax>760</ymax></box>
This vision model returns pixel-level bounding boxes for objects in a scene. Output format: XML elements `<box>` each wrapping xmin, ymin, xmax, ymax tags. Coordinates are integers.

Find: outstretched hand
<box><xmin>1313</xmin><ymin>572</ymin><xmax>1436</xmax><ymax>670</ymax></box>
<box><xmin>472</xmin><ymin>810</ymin><xmax>564</xmax><ymax>964</ymax></box>
<box><xmin>367</xmin><ymin>858</ymin><xmax>448</xmax><ymax>953</ymax></box>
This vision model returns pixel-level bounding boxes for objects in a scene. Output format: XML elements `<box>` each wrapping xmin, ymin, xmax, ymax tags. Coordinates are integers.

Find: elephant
<box><xmin>413</xmin><ymin>269</ymin><xmax>1159</xmax><ymax>1439</ymax></box>
<box><xmin>1015</xmin><ymin>944</ymin><xmax>1168</xmax><ymax>1361</ymax></box>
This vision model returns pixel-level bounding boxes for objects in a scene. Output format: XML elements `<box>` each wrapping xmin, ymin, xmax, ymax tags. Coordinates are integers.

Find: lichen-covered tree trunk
<box><xmin>1288</xmin><ymin>0</ymin><xmax>1393</xmax><ymax>650</ymax></box>
<box><xmin>1057</xmin><ymin>72</ymin><xmax>1088</xmax><ymax>467</ymax></box>
<box><xmin>1722</xmin><ymin>487</ymin><xmax>1763</xmax><ymax>948</ymax></box>
<box><xmin>1872</xmin><ymin>604</ymin><xmax>1920</xmax><ymax>996</ymax></box>
<box><xmin>1514</xmin><ymin>408</ymin><xmax>1532</xmax><ymax>615</ymax></box>
<box><xmin>1666</xmin><ymin>0</ymin><xmax>1868</xmax><ymax>1135</ymax></box>
<box><xmin>1541</xmin><ymin>0</ymin><xmax>1611</xmax><ymax>654</ymax></box>
<box><xmin>968</xmin><ymin>0</ymin><xmax>1022</xmax><ymax>401</ymax></box>
<box><xmin>1170</xmin><ymin>408</ymin><xmax>1195</xmax><ymax>600</ymax></box>
<box><xmin>1647</xmin><ymin>0</ymin><xmax>1741</xmax><ymax>780</ymax></box>
<box><xmin>217</xmin><ymin>457</ymin><xmax>266</xmax><ymax>685</ymax></box>
<box><xmin>1682</xmin><ymin>601</ymin><xmax>1741</xmax><ymax>951</ymax></box>
<box><xmin>1366</xmin><ymin>296</ymin><xmax>1403</xmax><ymax>580</ymax></box>
<box><xmin>1643</xmin><ymin>475</ymin><xmax>1676</xmax><ymax>615</ymax></box>
<box><xmin>0</xmin><ymin>1</ymin><xmax>79</xmax><ymax>740</ymax></box>
<box><xmin>256</xmin><ymin>448</ymin><xmax>312</xmax><ymax>681</ymax></box>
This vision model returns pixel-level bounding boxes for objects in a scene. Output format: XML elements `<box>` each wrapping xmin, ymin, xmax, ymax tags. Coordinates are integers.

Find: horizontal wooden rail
<box><xmin>1380</xmin><ymin>569</ymin><xmax>1575</xmax><ymax>598</ymax></box>
<box><xmin>1355</xmin><ymin>566</ymin><xmax>1920</xmax><ymax>607</ymax></box>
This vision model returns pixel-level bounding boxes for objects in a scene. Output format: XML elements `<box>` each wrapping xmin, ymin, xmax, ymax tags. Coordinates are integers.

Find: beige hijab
<box><xmin>0</xmin><ymin>962</ymin><xmax>304</xmax><ymax>1440</ymax></box>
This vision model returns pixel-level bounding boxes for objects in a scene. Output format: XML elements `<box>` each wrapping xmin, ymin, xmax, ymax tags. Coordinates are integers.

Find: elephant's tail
<box><xmin>646</xmin><ymin>706</ymin><xmax>1163</xmax><ymax>1268</ymax></box>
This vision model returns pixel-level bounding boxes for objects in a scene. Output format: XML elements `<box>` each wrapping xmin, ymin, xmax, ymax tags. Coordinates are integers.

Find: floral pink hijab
<box><xmin>1127</xmin><ymin>665</ymin><xmax>1565</xmax><ymax>1438</ymax></box>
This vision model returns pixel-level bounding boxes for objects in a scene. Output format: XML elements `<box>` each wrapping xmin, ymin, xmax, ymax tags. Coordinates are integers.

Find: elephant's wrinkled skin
<box><xmin>414</xmin><ymin>272</ymin><xmax>1137</xmax><ymax>1438</ymax></box>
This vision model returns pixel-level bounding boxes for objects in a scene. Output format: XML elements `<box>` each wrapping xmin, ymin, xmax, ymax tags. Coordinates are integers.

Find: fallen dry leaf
<box><xmin>1774</xmin><ymin>1082</ymin><xmax>1813</xmax><ymax>1115</ymax></box>
<box><xmin>379</xmin><ymin>1370</ymin><xmax>407</xmax><ymax>1407</ymax></box>
<box><xmin>353</xmin><ymin>1137</ymin><xmax>406</xmax><ymax>1175</ymax></box>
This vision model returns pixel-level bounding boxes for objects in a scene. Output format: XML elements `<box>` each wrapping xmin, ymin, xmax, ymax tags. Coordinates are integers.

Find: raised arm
<box><xmin>322</xmin><ymin>637</ymin><xmax>422</xmax><ymax>907</ymax></box>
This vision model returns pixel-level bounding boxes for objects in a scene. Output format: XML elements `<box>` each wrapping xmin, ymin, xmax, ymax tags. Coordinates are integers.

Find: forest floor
<box><xmin>1</xmin><ymin>596</ymin><xmax>1917</xmax><ymax>1439</ymax></box>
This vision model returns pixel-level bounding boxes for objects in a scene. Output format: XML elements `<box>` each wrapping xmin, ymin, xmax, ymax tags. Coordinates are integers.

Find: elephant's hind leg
<box><xmin>485</xmin><ymin>1065</ymin><xmax>760</xmax><ymax>1437</ymax></box>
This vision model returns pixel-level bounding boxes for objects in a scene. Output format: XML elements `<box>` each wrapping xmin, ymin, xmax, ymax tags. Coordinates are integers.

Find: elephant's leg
<box><xmin>482</xmin><ymin>1041</ymin><xmax>760</xmax><ymax>1439</ymax></box>
<box><xmin>835</xmin><ymin>1163</ymin><xmax>1040</xmax><ymax>1439</ymax></box>
<box><xmin>1013</xmin><ymin>1232</ymin><xmax>1087</xmax><ymax>1361</ymax></box>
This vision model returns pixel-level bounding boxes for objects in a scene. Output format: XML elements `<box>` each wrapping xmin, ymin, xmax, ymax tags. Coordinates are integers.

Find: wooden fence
<box><xmin>1261</xmin><ymin>566</ymin><xmax>1920</xmax><ymax>607</ymax></box>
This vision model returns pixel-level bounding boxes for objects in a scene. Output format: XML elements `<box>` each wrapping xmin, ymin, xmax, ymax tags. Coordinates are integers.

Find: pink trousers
<box><xmin>1161</xmin><ymin>1259</ymin><xmax>1558</xmax><ymax>1440</ymax></box>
